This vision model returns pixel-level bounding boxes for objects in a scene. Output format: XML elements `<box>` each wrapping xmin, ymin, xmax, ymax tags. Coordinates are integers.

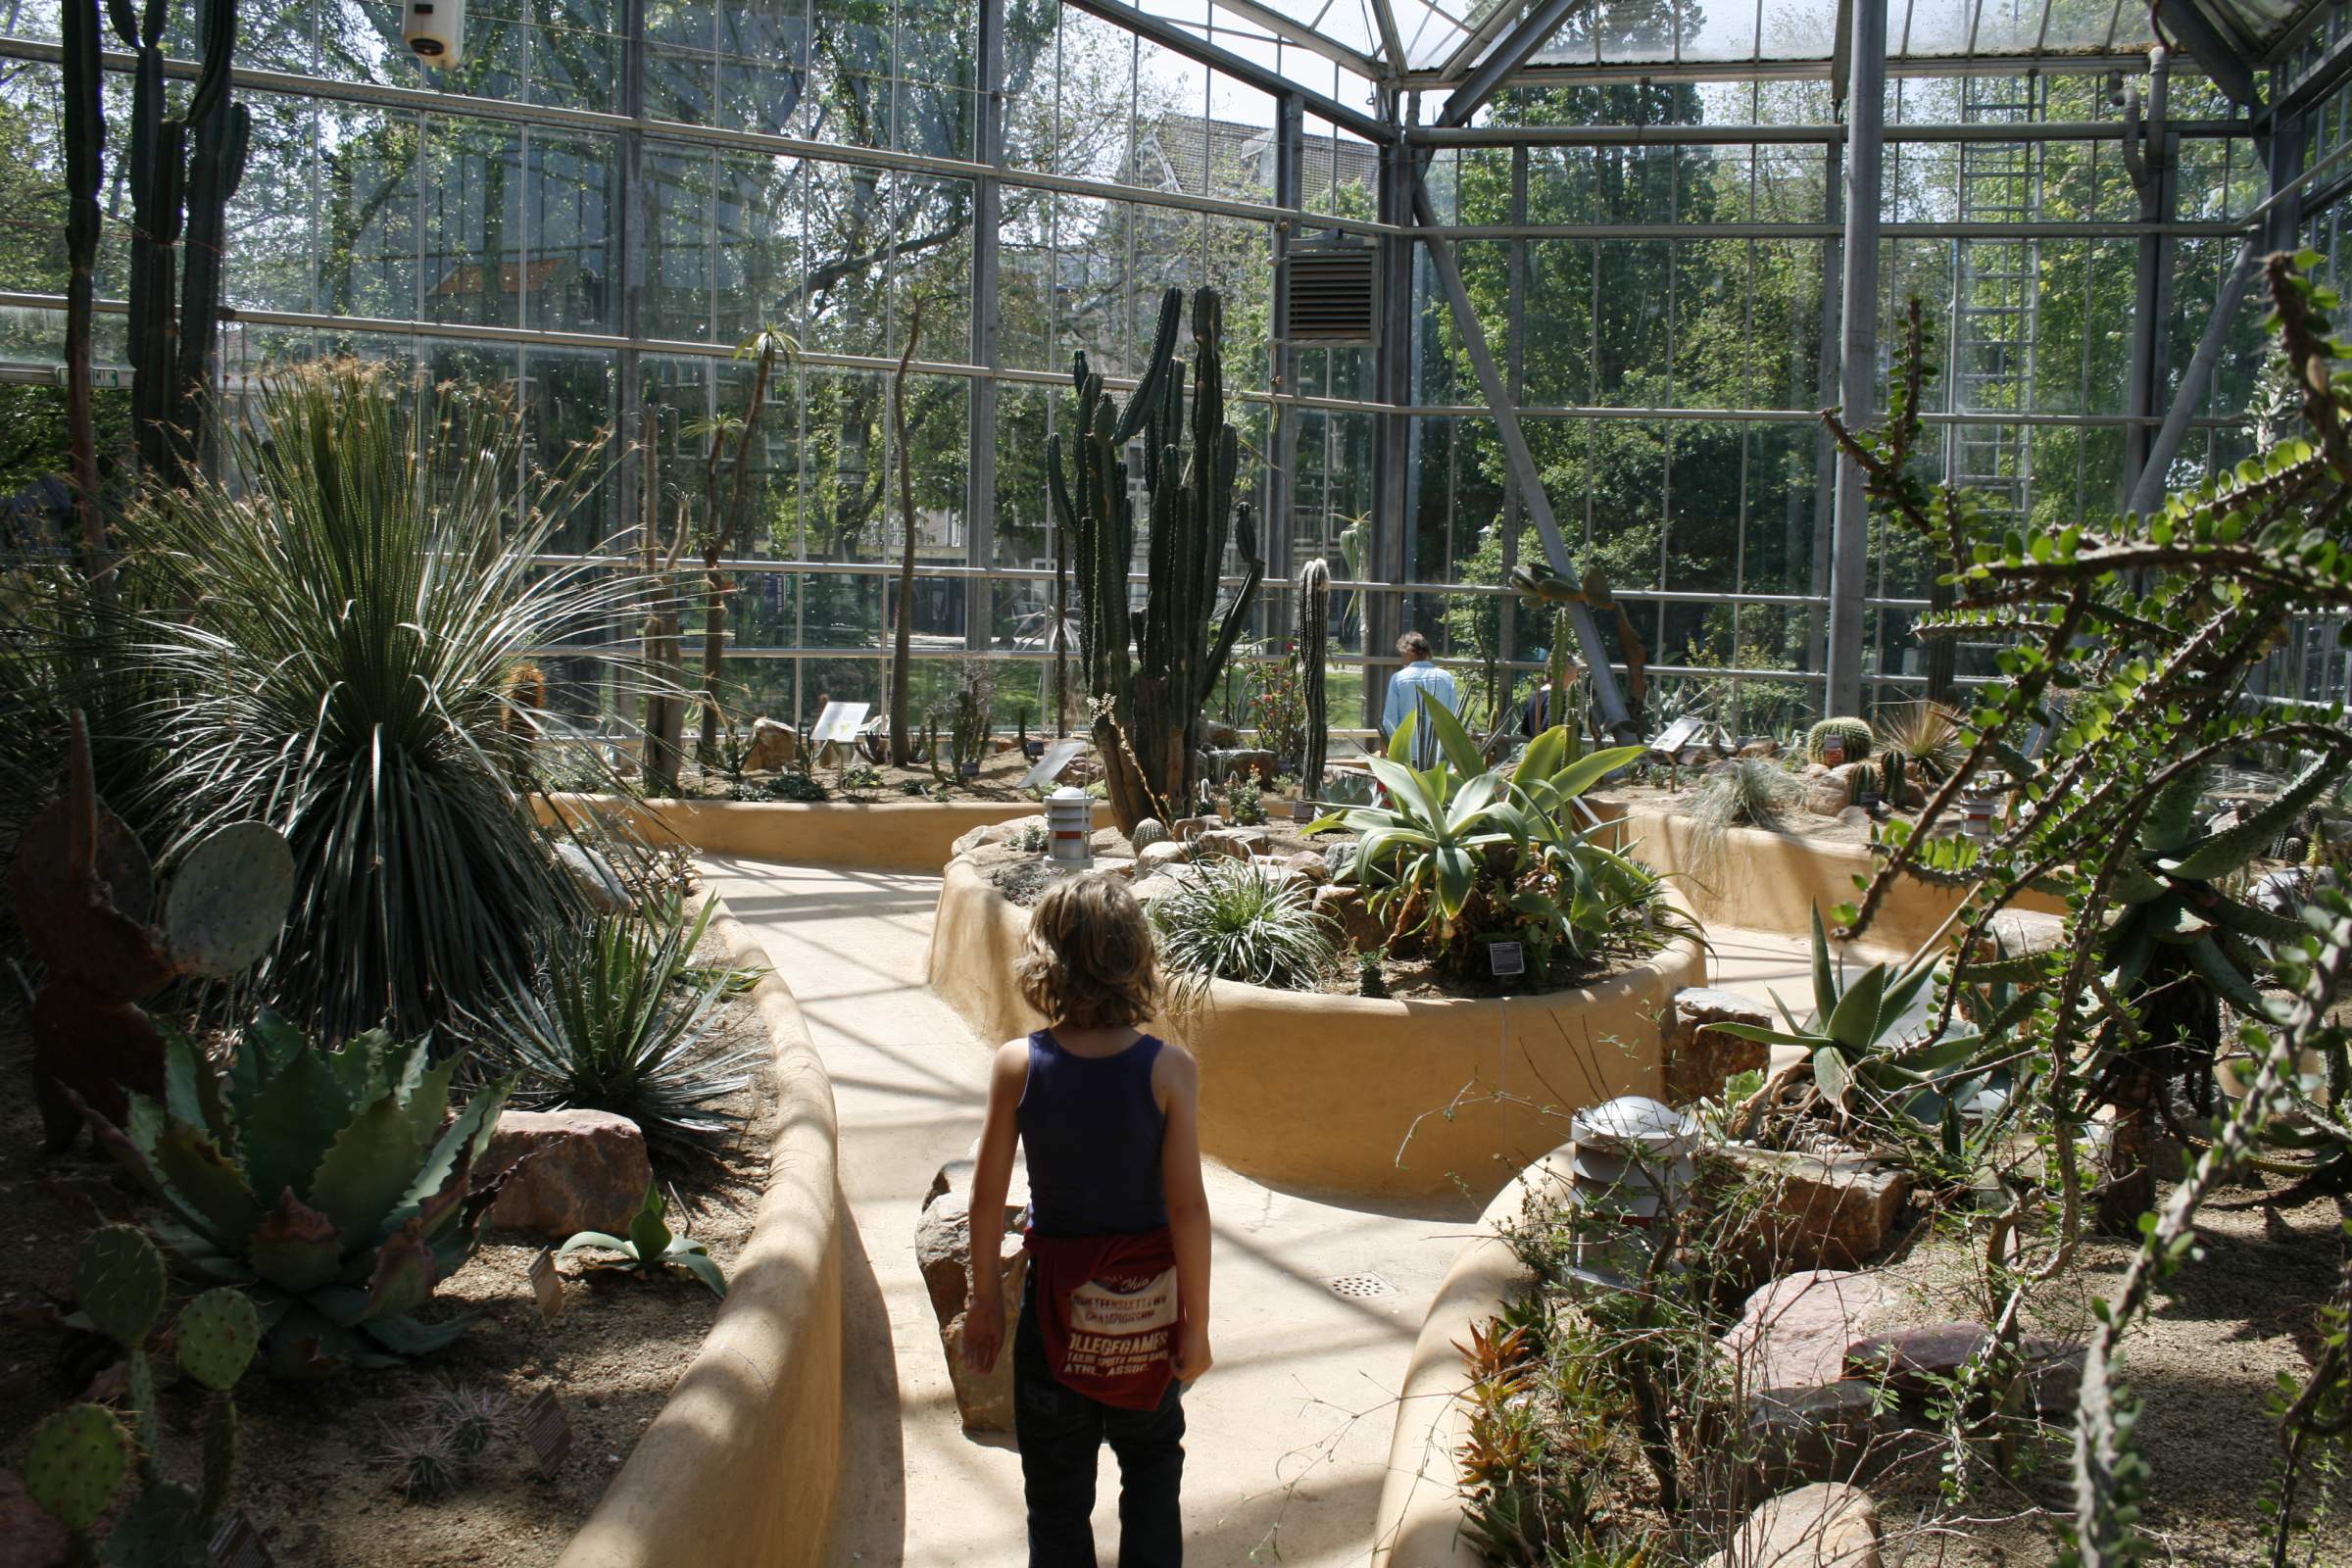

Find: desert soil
<box><xmin>0</xmin><ymin>958</ymin><xmax>777</xmax><ymax>1568</ymax></box>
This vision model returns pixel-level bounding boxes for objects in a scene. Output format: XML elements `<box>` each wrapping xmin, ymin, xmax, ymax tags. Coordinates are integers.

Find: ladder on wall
<box><xmin>1943</xmin><ymin>76</ymin><xmax>2042</xmax><ymax>528</ymax></box>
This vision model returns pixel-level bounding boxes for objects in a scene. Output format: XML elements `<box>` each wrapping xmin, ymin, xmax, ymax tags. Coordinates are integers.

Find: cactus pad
<box><xmin>176</xmin><ymin>1289</ymin><xmax>262</xmax><ymax>1392</ymax></box>
<box><xmin>24</xmin><ymin>1402</ymin><xmax>130</xmax><ymax>1532</ymax></box>
<box><xmin>74</xmin><ymin>1225</ymin><xmax>166</xmax><ymax>1348</ymax></box>
<box><xmin>164</xmin><ymin>821</ymin><xmax>295</xmax><ymax>980</ymax></box>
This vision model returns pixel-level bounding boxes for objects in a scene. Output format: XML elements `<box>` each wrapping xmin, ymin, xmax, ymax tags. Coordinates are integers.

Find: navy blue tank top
<box><xmin>1017</xmin><ymin>1029</ymin><xmax>1169</xmax><ymax>1238</ymax></box>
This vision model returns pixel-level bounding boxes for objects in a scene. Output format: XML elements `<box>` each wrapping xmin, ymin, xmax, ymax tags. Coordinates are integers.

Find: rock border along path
<box><xmin>695</xmin><ymin>856</ymin><xmax>1477</xmax><ymax>1567</ymax></box>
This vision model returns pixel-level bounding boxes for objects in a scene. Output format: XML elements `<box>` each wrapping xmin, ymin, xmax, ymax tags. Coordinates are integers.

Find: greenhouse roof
<box><xmin>1093</xmin><ymin>0</ymin><xmax>2335</xmax><ymax>100</ymax></box>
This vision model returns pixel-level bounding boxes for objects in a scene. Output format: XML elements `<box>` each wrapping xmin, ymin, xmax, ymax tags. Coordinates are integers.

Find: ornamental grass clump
<box><xmin>1684</xmin><ymin>755</ymin><xmax>1802</xmax><ymax>867</ymax></box>
<box><xmin>117</xmin><ymin>359</ymin><xmax>664</xmax><ymax>1037</ymax></box>
<box><xmin>1148</xmin><ymin>854</ymin><xmax>1336</xmax><ymax>993</ymax></box>
<box><xmin>471</xmin><ymin>894</ymin><xmax>759</xmax><ymax>1153</ymax></box>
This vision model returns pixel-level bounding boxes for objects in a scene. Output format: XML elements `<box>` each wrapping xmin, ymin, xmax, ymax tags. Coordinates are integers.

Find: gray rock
<box><xmin>743</xmin><ymin>716</ymin><xmax>799</xmax><ymax>772</ymax></box>
<box><xmin>476</xmin><ymin>1109</ymin><xmax>655</xmax><ymax>1242</ymax></box>
<box><xmin>1701</xmin><ymin>1482</ymin><xmax>1882</xmax><ymax>1568</ymax></box>
<box><xmin>1137</xmin><ymin>840</ymin><xmax>1189</xmax><ymax>872</ymax></box>
<box><xmin>1282</xmin><ymin>851</ymin><xmax>1330</xmax><ymax>886</ymax></box>
<box><xmin>556</xmin><ymin>841</ymin><xmax>632</xmax><ymax>915</ymax></box>
<box><xmin>1199</xmin><ymin>826</ymin><xmax>1272</xmax><ymax>859</ymax></box>
<box><xmin>1323</xmin><ymin>843</ymin><xmax>1358</xmax><ymax>883</ymax></box>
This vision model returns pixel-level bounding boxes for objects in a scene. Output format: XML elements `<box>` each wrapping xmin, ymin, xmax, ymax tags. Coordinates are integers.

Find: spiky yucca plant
<box><xmin>1150</xmin><ymin>855</ymin><xmax>1336</xmax><ymax>994</ymax></box>
<box><xmin>119</xmin><ymin>360</ymin><xmax>662</xmax><ymax>1036</ymax></box>
<box><xmin>78</xmin><ymin>1015</ymin><xmax>513</xmax><ymax>1378</ymax></box>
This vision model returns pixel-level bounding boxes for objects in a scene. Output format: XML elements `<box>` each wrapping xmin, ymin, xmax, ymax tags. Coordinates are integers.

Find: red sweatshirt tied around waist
<box><xmin>1023</xmin><ymin>1225</ymin><xmax>1179</xmax><ymax>1410</ymax></box>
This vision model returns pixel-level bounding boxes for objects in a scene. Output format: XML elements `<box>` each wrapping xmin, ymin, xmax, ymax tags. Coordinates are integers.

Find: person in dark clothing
<box><xmin>963</xmin><ymin>873</ymin><xmax>1213</xmax><ymax>1566</ymax></box>
<box><xmin>1518</xmin><ymin>657</ymin><xmax>1584</xmax><ymax>739</ymax></box>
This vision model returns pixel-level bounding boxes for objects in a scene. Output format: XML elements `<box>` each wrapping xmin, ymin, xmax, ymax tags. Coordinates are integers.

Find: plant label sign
<box><xmin>1019</xmin><ymin>738</ymin><xmax>1088</xmax><ymax>791</ymax></box>
<box><xmin>1489</xmin><ymin>941</ymin><xmax>1525</xmax><ymax>978</ymax></box>
<box><xmin>809</xmin><ymin>701</ymin><xmax>870</xmax><ymax>747</ymax></box>
<box><xmin>524</xmin><ymin>1388</ymin><xmax>573</xmax><ymax>1474</ymax></box>
<box><xmin>208</xmin><ymin>1512</ymin><xmax>272</xmax><ymax>1568</ymax></box>
<box><xmin>529</xmin><ymin>1248</ymin><xmax>564</xmax><ymax>1322</ymax></box>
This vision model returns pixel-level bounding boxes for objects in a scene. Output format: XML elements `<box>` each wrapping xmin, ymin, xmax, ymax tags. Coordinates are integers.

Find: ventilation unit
<box><xmin>1284</xmin><ymin>232</ymin><xmax>1379</xmax><ymax>347</ymax></box>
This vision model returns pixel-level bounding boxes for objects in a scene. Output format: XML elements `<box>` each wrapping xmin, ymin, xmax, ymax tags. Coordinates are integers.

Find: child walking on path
<box><xmin>961</xmin><ymin>873</ymin><xmax>1214</xmax><ymax>1568</ymax></box>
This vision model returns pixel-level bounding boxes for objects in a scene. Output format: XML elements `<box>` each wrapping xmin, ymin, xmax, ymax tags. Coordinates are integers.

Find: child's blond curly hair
<box><xmin>1017</xmin><ymin>872</ymin><xmax>1159</xmax><ymax>1028</ymax></box>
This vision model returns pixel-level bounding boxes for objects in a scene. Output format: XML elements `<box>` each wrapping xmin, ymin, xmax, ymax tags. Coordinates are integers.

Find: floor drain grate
<box><xmin>1327</xmin><ymin>1272</ymin><xmax>1397</xmax><ymax>1299</ymax></box>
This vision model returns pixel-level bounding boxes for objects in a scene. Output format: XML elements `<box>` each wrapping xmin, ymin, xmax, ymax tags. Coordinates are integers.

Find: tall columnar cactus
<box><xmin>1049</xmin><ymin>287</ymin><xmax>1266</xmax><ymax>833</ymax></box>
<box><xmin>1546</xmin><ymin>606</ymin><xmax>1583</xmax><ymax>758</ymax></box>
<box><xmin>61</xmin><ymin>0</ymin><xmax>107</xmax><ymax>585</ymax></box>
<box><xmin>1298</xmin><ymin>558</ymin><xmax>1330</xmax><ymax>794</ymax></box>
<box><xmin>25</xmin><ymin>1225</ymin><xmax>260</xmax><ymax>1562</ymax></box>
<box><xmin>117</xmin><ymin>0</ymin><xmax>251</xmax><ymax>486</ymax></box>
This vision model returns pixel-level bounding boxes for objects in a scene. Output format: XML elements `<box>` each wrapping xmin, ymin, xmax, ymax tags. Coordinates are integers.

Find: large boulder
<box><xmin>1311</xmin><ymin>884</ymin><xmax>1389</xmax><ymax>953</ymax></box>
<box><xmin>475</xmin><ymin>1109</ymin><xmax>655</xmax><ymax>1242</ymax></box>
<box><xmin>1199</xmin><ymin>826</ymin><xmax>1273</xmax><ymax>859</ymax></box>
<box><xmin>1137</xmin><ymin>840</ymin><xmax>1189</xmax><ymax>873</ymax></box>
<box><xmin>743</xmin><ymin>716</ymin><xmax>799</xmax><ymax>772</ymax></box>
<box><xmin>555</xmin><ymin>841</ymin><xmax>633</xmax><ymax>915</ymax></box>
<box><xmin>1662</xmin><ymin>988</ymin><xmax>1775</xmax><ymax>1104</ymax></box>
<box><xmin>1722</xmin><ymin>1271</ymin><xmax>1899</xmax><ymax>1491</ymax></box>
<box><xmin>1701</xmin><ymin>1482</ymin><xmax>1882</xmax><ymax>1568</ymax></box>
<box><xmin>917</xmin><ymin>1155</ymin><xmax>1032</xmax><ymax>1433</ymax></box>
<box><xmin>1713</xmin><ymin>1146</ymin><xmax>1912</xmax><ymax>1273</ymax></box>
<box><xmin>1282</xmin><ymin>851</ymin><xmax>1330</xmax><ymax>886</ymax></box>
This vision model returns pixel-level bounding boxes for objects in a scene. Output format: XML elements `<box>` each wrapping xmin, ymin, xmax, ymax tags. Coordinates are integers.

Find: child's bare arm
<box><xmin>1157</xmin><ymin>1043</ymin><xmax>1213</xmax><ymax>1382</ymax></box>
<box><xmin>961</xmin><ymin>1039</ymin><xmax>1028</xmax><ymax>1373</ymax></box>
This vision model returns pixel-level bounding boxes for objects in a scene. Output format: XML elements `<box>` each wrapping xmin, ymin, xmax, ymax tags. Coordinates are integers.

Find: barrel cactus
<box><xmin>1805</xmin><ymin>716</ymin><xmax>1875</xmax><ymax>765</ymax></box>
<box><xmin>77</xmin><ymin>1015</ymin><xmax>514</xmax><ymax>1377</ymax></box>
<box><xmin>1130</xmin><ymin>818</ymin><xmax>1170</xmax><ymax>851</ymax></box>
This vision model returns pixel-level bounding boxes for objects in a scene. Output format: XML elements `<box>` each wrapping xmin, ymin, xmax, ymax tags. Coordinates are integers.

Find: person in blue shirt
<box><xmin>1381</xmin><ymin>631</ymin><xmax>1458</xmax><ymax>766</ymax></box>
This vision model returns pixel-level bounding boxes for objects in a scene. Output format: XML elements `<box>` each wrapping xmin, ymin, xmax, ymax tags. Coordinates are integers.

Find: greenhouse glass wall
<box><xmin>1</xmin><ymin>0</ymin><xmax>2347</xmax><ymax>738</ymax></box>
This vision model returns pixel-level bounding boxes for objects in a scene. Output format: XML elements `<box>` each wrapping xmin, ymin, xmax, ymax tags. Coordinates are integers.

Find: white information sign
<box><xmin>809</xmin><ymin>701</ymin><xmax>871</xmax><ymax>747</ymax></box>
<box><xmin>1019</xmin><ymin>738</ymin><xmax>1088</xmax><ymax>791</ymax></box>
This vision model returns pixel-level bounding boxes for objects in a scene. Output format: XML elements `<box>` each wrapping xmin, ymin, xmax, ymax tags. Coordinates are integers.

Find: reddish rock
<box><xmin>1199</xmin><ymin>826</ymin><xmax>1273</xmax><ymax>859</ymax></box>
<box><xmin>0</xmin><ymin>1468</ymin><xmax>67</xmax><ymax>1568</ymax></box>
<box><xmin>1843</xmin><ymin>1322</ymin><xmax>2086</xmax><ymax>1413</ymax></box>
<box><xmin>1282</xmin><ymin>851</ymin><xmax>1330</xmax><ymax>886</ymax></box>
<box><xmin>1137</xmin><ymin>841</ymin><xmax>1188</xmax><ymax>872</ymax></box>
<box><xmin>475</xmin><ymin>1109</ymin><xmax>655</xmax><ymax>1242</ymax></box>
<box><xmin>1722</xmin><ymin>1270</ymin><xmax>1899</xmax><ymax>1396</ymax></box>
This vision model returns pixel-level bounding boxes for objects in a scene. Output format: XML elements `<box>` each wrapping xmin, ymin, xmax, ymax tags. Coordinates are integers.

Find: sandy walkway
<box><xmin>697</xmin><ymin>857</ymin><xmax>1482</xmax><ymax>1567</ymax></box>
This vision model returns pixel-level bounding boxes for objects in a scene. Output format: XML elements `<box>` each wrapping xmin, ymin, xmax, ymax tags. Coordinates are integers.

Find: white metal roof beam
<box><xmin>1213</xmin><ymin>0</ymin><xmax>1387</xmax><ymax>81</ymax></box>
<box><xmin>1368</xmin><ymin>0</ymin><xmax>1411</xmax><ymax>78</ymax></box>
<box><xmin>1442</xmin><ymin>0</ymin><xmax>1593</xmax><ymax>124</ymax></box>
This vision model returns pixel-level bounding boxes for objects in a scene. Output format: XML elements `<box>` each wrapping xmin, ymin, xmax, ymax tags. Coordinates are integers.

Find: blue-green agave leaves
<box><xmin>76</xmin><ymin>1011</ymin><xmax>514</xmax><ymax>1377</ymax></box>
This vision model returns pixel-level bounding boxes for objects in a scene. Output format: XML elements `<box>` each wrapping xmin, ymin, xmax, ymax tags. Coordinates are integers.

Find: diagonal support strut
<box><xmin>1408</xmin><ymin>171</ymin><xmax>1641</xmax><ymax>744</ymax></box>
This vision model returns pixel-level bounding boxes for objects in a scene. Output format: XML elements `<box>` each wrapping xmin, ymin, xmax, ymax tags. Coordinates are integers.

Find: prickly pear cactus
<box><xmin>199</xmin><ymin>1395</ymin><xmax>240</xmax><ymax>1518</ymax></box>
<box><xmin>1130</xmin><ymin>818</ymin><xmax>1169</xmax><ymax>851</ymax></box>
<box><xmin>164</xmin><ymin>820</ymin><xmax>295</xmax><ymax>980</ymax></box>
<box><xmin>175</xmin><ymin>1289</ymin><xmax>261</xmax><ymax>1392</ymax></box>
<box><xmin>24</xmin><ymin>1402</ymin><xmax>130</xmax><ymax>1532</ymax></box>
<box><xmin>74</xmin><ymin>1225</ymin><xmax>166</xmax><ymax>1348</ymax></box>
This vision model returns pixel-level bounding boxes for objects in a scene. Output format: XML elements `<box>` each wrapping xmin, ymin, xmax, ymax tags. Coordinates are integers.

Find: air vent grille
<box><xmin>1286</xmin><ymin>240</ymin><xmax>1379</xmax><ymax>346</ymax></box>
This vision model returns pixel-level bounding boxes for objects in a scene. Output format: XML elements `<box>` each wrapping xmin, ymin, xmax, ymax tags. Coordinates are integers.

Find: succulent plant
<box><xmin>1130</xmin><ymin>817</ymin><xmax>1170</xmax><ymax>851</ymax></box>
<box><xmin>75</xmin><ymin>1015</ymin><xmax>514</xmax><ymax>1377</ymax></box>
<box><xmin>559</xmin><ymin>1181</ymin><xmax>728</xmax><ymax>1299</ymax></box>
<box><xmin>28</xmin><ymin>1226</ymin><xmax>262</xmax><ymax>1562</ymax></box>
<box><xmin>1879</xmin><ymin>749</ymin><xmax>1907</xmax><ymax>805</ymax></box>
<box><xmin>1805</xmin><ymin>716</ymin><xmax>1875</xmax><ymax>765</ymax></box>
<box><xmin>11</xmin><ymin>712</ymin><xmax>294</xmax><ymax>1150</ymax></box>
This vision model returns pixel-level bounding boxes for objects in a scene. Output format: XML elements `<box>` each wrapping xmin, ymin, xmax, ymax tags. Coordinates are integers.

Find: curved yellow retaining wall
<box><xmin>556</xmin><ymin>906</ymin><xmax>845</xmax><ymax>1568</ymax></box>
<box><xmin>540</xmin><ymin>793</ymin><xmax>1102</xmax><ymax>873</ymax></box>
<box><xmin>927</xmin><ymin>858</ymin><xmax>1705</xmax><ymax>1202</ymax></box>
<box><xmin>1372</xmin><ymin>1148</ymin><xmax>1566</xmax><ymax>1568</ymax></box>
<box><xmin>1596</xmin><ymin>803</ymin><xmax>2065</xmax><ymax>956</ymax></box>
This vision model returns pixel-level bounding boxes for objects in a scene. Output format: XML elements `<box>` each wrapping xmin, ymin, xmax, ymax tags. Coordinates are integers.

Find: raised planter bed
<box><xmin>539</xmin><ymin>793</ymin><xmax>1105</xmax><ymax>874</ymax></box>
<box><xmin>926</xmin><ymin>858</ymin><xmax>1706</xmax><ymax>1202</ymax></box>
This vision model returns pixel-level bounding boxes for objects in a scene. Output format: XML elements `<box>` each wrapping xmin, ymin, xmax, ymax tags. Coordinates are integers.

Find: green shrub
<box><xmin>82</xmin><ymin>1017</ymin><xmax>512</xmax><ymax>1377</ymax></box>
<box><xmin>117</xmin><ymin>361</ymin><xmax>652</xmax><ymax>1037</ymax></box>
<box><xmin>1804</xmin><ymin>716</ymin><xmax>1874</xmax><ymax>764</ymax></box>
<box><xmin>1149</xmin><ymin>855</ymin><xmax>1336</xmax><ymax>992</ymax></box>
<box><xmin>471</xmin><ymin>895</ymin><xmax>758</xmax><ymax>1152</ymax></box>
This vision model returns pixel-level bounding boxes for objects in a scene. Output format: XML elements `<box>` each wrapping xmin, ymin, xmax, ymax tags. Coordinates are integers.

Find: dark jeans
<box><xmin>1013</xmin><ymin>1284</ymin><xmax>1186</xmax><ymax>1567</ymax></box>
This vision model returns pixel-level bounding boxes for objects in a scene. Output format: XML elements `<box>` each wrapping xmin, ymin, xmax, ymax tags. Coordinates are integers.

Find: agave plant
<box><xmin>75</xmin><ymin>1015</ymin><xmax>514</xmax><ymax>1378</ymax></box>
<box><xmin>470</xmin><ymin>894</ymin><xmax>760</xmax><ymax>1152</ymax></box>
<box><xmin>118</xmin><ymin>360</ymin><xmax>665</xmax><ymax>1037</ymax></box>
<box><xmin>1714</xmin><ymin>908</ymin><xmax>2007</xmax><ymax>1152</ymax></box>
<box><xmin>1874</xmin><ymin>701</ymin><xmax>1965</xmax><ymax>783</ymax></box>
<box><xmin>559</xmin><ymin>1181</ymin><xmax>728</xmax><ymax>1299</ymax></box>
